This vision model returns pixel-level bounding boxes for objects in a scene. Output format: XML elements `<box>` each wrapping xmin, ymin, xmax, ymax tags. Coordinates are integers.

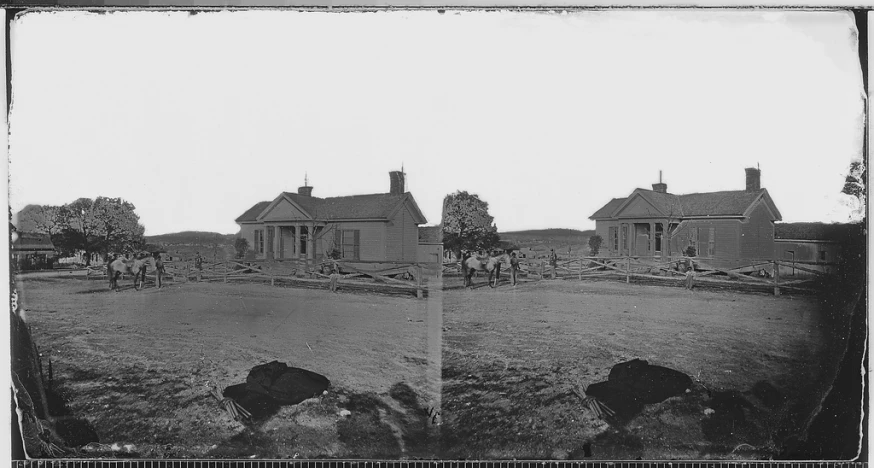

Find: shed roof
<box><xmin>775</xmin><ymin>222</ymin><xmax>858</xmax><ymax>242</ymax></box>
<box><xmin>418</xmin><ymin>226</ymin><xmax>442</xmax><ymax>244</ymax></box>
<box><xmin>12</xmin><ymin>232</ymin><xmax>55</xmax><ymax>251</ymax></box>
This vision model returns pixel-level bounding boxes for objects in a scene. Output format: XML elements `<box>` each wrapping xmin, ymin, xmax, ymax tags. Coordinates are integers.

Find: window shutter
<box><xmin>354</xmin><ymin>230</ymin><xmax>360</xmax><ymax>260</ymax></box>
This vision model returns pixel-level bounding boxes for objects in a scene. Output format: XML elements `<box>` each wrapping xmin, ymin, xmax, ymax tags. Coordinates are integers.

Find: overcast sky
<box><xmin>6</xmin><ymin>9</ymin><xmax>866</xmax><ymax>235</ymax></box>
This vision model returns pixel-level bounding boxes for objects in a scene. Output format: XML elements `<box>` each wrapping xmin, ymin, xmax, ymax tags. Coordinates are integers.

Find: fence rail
<box><xmin>444</xmin><ymin>254</ymin><xmax>829</xmax><ymax>295</ymax></box>
<box><xmin>89</xmin><ymin>257</ymin><xmax>435</xmax><ymax>299</ymax></box>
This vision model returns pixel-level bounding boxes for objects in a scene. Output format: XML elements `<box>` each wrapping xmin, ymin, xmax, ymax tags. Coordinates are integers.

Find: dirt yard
<box><xmin>440</xmin><ymin>275</ymin><xmax>856</xmax><ymax>460</ymax></box>
<box><xmin>14</xmin><ymin>273</ymin><xmax>441</xmax><ymax>459</ymax></box>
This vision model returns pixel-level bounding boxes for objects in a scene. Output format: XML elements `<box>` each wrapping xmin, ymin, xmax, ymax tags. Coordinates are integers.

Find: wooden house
<box><xmin>11</xmin><ymin>232</ymin><xmax>57</xmax><ymax>270</ymax></box>
<box><xmin>236</xmin><ymin>171</ymin><xmax>427</xmax><ymax>264</ymax></box>
<box><xmin>589</xmin><ymin>168</ymin><xmax>782</xmax><ymax>268</ymax></box>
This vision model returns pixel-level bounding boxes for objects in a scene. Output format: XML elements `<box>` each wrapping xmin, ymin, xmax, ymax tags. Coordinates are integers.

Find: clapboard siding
<box><xmin>338</xmin><ymin>222</ymin><xmax>386</xmax><ymax>261</ymax></box>
<box><xmin>402</xmin><ymin>205</ymin><xmax>419</xmax><ymax>262</ymax></box>
<box><xmin>739</xmin><ymin>201</ymin><xmax>776</xmax><ymax>262</ymax></box>
<box><xmin>385</xmin><ymin>202</ymin><xmax>420</xmax><ymax>262</ymax></box>
<box><xmin>385</xmin><ymin>213</ymin><xmax>403</xmax><ymax>261</ymax></box>
<box><xmin>670</xmin><ymin>219</ymin><xmax>741</xmax><ymax>268</ymax></box>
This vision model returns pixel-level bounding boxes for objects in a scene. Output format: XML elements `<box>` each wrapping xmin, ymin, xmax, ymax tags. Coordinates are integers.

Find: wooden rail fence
<box><xmin>88</xmin><ymin>257</ymin><xmax>433</xmax><ymax>299</ymax></box>
<box><xmin>444</xmin><ymin>255</ymin><xmax>832</xmax><ymax>295</ymax></box>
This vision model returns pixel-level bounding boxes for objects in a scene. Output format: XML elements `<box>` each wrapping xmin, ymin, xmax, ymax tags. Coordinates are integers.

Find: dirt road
<box><xmin>15</xmin><ymin>275</ymin><xmax>441</xmax><ymax>458</ymax></box>
<box><xmin>441</xmin><ymin>277</ymin><xmax>852</xmax><ymax>459</ymax></box>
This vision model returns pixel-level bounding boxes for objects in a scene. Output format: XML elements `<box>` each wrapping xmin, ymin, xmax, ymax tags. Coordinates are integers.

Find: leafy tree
<box><xmin>842</xmin><ymin>160</ymin><xmax>866</xmax><ymax>221</ymax></box>
<box><xmin>57</xmin><ymin>197</ymin><xmax>145</xmax><ymax>265</ymax></box>
<box><xmin>234</xmin><ymin>237</ymin><xmax>250</xmax><ymax>259</ymax></box>
<box><xmin>16</xmin><ymin>205</ymin><xmax>64</xmax><ymax>236</ymax></box>
<box><xmin>92</xmin><ymin>197</ymin><xmax>146</xmax><ymax>255</ymax></box>
<box><xmin>442</xmin><ymin>191</ymin><xmax>501</xmax><ymax>260</ymax></box>
<box><xmin>588</xmin><ymin>234</ymin><xmax>603</xmax><ymax>256</ymax></box>
<box><xmin>58</xmin><ymin>198</ymin><xmax>101</xmax><ymax>265</ymax></box>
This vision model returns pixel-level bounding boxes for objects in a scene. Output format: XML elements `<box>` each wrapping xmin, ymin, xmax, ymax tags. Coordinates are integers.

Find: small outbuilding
<box><xmin>11</xmin><ymin>232</ymin><xmax>57</xmax><ymax>270</ymax></box>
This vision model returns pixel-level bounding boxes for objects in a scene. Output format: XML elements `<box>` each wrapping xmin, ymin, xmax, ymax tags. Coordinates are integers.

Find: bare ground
<box><xmin>440</xmin><ymin>276</ymin><xmax>855</xmax><ymax>460</ymax></box>
<box><xmin>14</xmin><ymin>274</ymin><xmax>441</xmax><ymax>459</ymax></box>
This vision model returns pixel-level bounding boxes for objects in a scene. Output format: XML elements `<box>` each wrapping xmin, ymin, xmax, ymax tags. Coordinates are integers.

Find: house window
<box><xmin>340</xmin><ymin>230</ymin><xmax>360</xmax><ymax>260</ymax></box>
<box><xmin>300</xmin><ymin>226</ymin><xmax>308</xmax><ymax>255</ymax></box>
<box><xmin>609</xmin><ymin>227</ymin><xmax>618</xmax><ymax>253</ymax></box>
<box><xmin>254</xmin><ymin>230</ymin><xmax>264</xmax><ymax>255</ymax></box>
<box><xmin>621</xmin><ymin>224</ymin><xmax>628</xmax><ymax>252</ymax></box>
<box><xmin>819</xmin><ymin>250</ymin><xmax>827</xmax><ymax>262</ymax></box>
<box><xmin>707</xmin><ymin>227</ymin><xmax>715</xmax><ymax>257</ymax></box>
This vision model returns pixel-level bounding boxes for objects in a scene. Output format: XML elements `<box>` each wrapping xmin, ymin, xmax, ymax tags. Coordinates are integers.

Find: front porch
<box><xmin>258</xmin><ymin>222</ymin><xmax>329</xmax><ymax>261</ymax></box>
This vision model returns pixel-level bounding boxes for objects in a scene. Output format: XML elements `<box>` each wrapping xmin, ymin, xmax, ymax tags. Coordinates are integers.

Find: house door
<box><xmin>636</xmin><ymin>234</ymin><xmax>649</xmax><ymax>256</ymax></box>
<box><xmin>266</xmin><ymin>227</ymin><xmax>275</xmax><ymax>260</ymax></box>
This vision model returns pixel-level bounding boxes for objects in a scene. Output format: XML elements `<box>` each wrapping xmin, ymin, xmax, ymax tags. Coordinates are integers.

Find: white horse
<box><xmin>462</xmin><ymin>252</ymin><xmax>511</xmax><ymax>288</ymax></box>
<box><xmin>107</xmin><ymin>254</ymin><xmax>156</xmax><ymax>291</ymax></box>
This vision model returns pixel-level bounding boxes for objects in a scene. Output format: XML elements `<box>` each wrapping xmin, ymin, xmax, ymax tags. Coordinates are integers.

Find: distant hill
<box><xmin>499</xmin><ymin>228</ymin><xmax>596</xmax><ymax>257</ymax></box>
<box><xmin>145</xmin><ymin>231</ymin><xmax>237</xmax><ymax>262</ymax></box>
<box><xmin>147</xmin><ymin>231</ymin><xmax>236</xmax><ymax>245</ymax></box>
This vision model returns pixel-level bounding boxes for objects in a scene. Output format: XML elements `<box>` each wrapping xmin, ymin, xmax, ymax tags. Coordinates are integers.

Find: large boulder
<box><xmin>245</xmin><ymin>361</ymin><xmax>330</xmax><ymax>405</ymax></box>
<box><xmin>586</xmin><ymin>359</ymin><xmax>692</xmax><ymax>421</ymax></box>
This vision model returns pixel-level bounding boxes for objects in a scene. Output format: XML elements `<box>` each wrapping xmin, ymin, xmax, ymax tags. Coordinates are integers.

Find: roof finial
<box><xmin>659</xmin><ymin>170</ymin><xmax>662</xmax><ymax>184</ymax></box>
<box><xmin>304</xmin><ymin>172</ymin><xmax>308</xmax><ymax>186</ymax></box>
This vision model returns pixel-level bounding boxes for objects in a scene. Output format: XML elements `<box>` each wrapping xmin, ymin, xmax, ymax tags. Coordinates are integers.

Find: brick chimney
<box><xmin>390</xmin><ymin>171</ymin><xmax>405</xmax><ymax>195</ymax></box>
<box><xmin>745</xmin><ymin>167</ymin><xmax>761</xmax><ymax>192</ymax></box>
<box><xmin>652</xmin><ymin>170</ymin><xmax>667</xmax><ymax>193</ymax></box>
<box><xmin>298</xmin><ymin>185</ymin><xmax>313</xmax><ymax>197</ymax></box>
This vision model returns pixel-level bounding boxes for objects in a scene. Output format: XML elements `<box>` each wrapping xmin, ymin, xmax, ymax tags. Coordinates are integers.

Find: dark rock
<box><xmin>585</xmin><ymin>359</ymin><xmax>692</xmax><ymax>422</ymax></box>
<box><xmin>245</xmin><ymin>361</ymin><xmax>330</xmax><ymax>405</ymax></box>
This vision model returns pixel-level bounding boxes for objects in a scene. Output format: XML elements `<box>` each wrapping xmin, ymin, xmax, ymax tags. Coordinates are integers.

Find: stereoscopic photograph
<box><xmin>7</xmin><ymin>7</ymin><xmax>868</xmax><ymax>462</ymax></box>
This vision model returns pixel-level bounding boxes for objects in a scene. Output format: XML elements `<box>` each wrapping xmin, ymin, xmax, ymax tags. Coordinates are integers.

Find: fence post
<box><xmin>224</xmin><ymin>261</ymin><xmax>228</xmax><ymax>283</ymax></box>
<box><xmin>186</xmin><ymin>262</ymin><xmax>190</xmax><ymax>282</ymax></box>
<box><xmin>626</xmin><ymin>257</ymin><xmax>630</xmax><ymax>284</ymax></box>
<box><xmin>773</xmin><ymin>260</ymin><xmax>780</xmax><ymax>296</ymax></box>
<box><xmin>579</xmin><ymin>258</ymin><xmax>583</xmax><ymax>281</ymax></box>
<box><xmin>416</xmin><ymin>264</ymin><xmax>423</xmax><ymax>299</ymax></box>
<box><xmin>540</xmin><ymin>260</ymin><xmax>544</xmax><ymax>279</ymax></box>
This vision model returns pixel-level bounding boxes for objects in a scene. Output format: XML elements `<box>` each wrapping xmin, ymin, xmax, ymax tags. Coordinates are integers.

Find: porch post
<box><xmin>274</xmin><ymin>226</ymin><xmax>281</xmax><ymax>260</ymax></box>
<box><xmin>650</xmin><ymin>222</ymin><xmax>655</xmax><ymax>257</ymax></box>
<box><xmin>293</xmin><ymin>224</ymin><xmax>299</xmax><ymax>259</ymax></box>
<box><xmin>307</xmin><ymin>222</ymin><xmax>315</xmax><ymax>260</ymax></box>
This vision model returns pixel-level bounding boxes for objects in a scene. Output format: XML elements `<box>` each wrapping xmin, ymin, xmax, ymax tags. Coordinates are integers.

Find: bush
<box><xmin>684</xmin><ymin>245</ymin><xmax>697</xmax><ymax>257</ymax></box>
<box><xmin>588</xmin><ymin>235</ymin><xmax>603</xmax><ymax>256</ymax></box>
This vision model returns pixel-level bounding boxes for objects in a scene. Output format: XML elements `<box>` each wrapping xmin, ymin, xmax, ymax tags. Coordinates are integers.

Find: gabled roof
<box><xmin>12</xmin><ymin>232</ymin><xmax>55</xmax><ymax>251</ymax></box>
<box><xmin>775</xmin><ymin>222</ymin><xmax>857</xmax><ymax>242</ymax></box>
<box><xmin>418</xmin><ymin>226</ymin><xmax>442</xmax><ymax>244</ymax></box>
<box><xmin>590</xmin><ymin>188</ymin><xmax>781</xmax><ymax>221</ymax></box>
<box><xmin>590</xmin><ymin>198</ymin><xmax>627</xmax><ymax>219</ymax></box>
<box><xmin>235</xmin><ymin>201</ymin><xmax>272</xmax><ymax>223</ymax></box>
<box><xmin>237</xmin><ymin>192</ymin><xmax>427</xmax><ymax>224</ymax></box>
<box><xmin>678</xmin><ymin>190</ymin><xmax>772</xmax><ymax>217</ymax></box>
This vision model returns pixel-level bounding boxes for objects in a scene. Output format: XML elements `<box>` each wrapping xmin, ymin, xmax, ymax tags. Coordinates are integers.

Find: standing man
<box><xmin>153</xmin><ymin>252</ymin><xmax>165</xmax><ymax>289</ymax></box>
<box><xmin>194</xmin><ymin>251</ymin><xmax>203</xmax><ymax>282</ymax></box>
<box><xmin>329</xmin><ymin>263</ymin><xmax>341</xmax><ymax>293</ymax></box>
<box><xmin>549</xmin><ymin>249</ymin><xmax>558</xmax><ymax>279</ymax></box>
<box><xmin>685</xmin><ymin>265</ymin><xmax>696</xmax><ymax>291</ymax></box>
<box><xmin>510</xmin><ymin>251</ymin><xmax>521</xmax><ymax>287</ymax></box>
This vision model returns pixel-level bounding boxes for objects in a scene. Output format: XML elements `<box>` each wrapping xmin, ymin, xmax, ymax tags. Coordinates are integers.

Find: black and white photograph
<box><xmin>5</xmin><ymin>7</ymin><xmax>869</xmax><ymax>462</ymax></box>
